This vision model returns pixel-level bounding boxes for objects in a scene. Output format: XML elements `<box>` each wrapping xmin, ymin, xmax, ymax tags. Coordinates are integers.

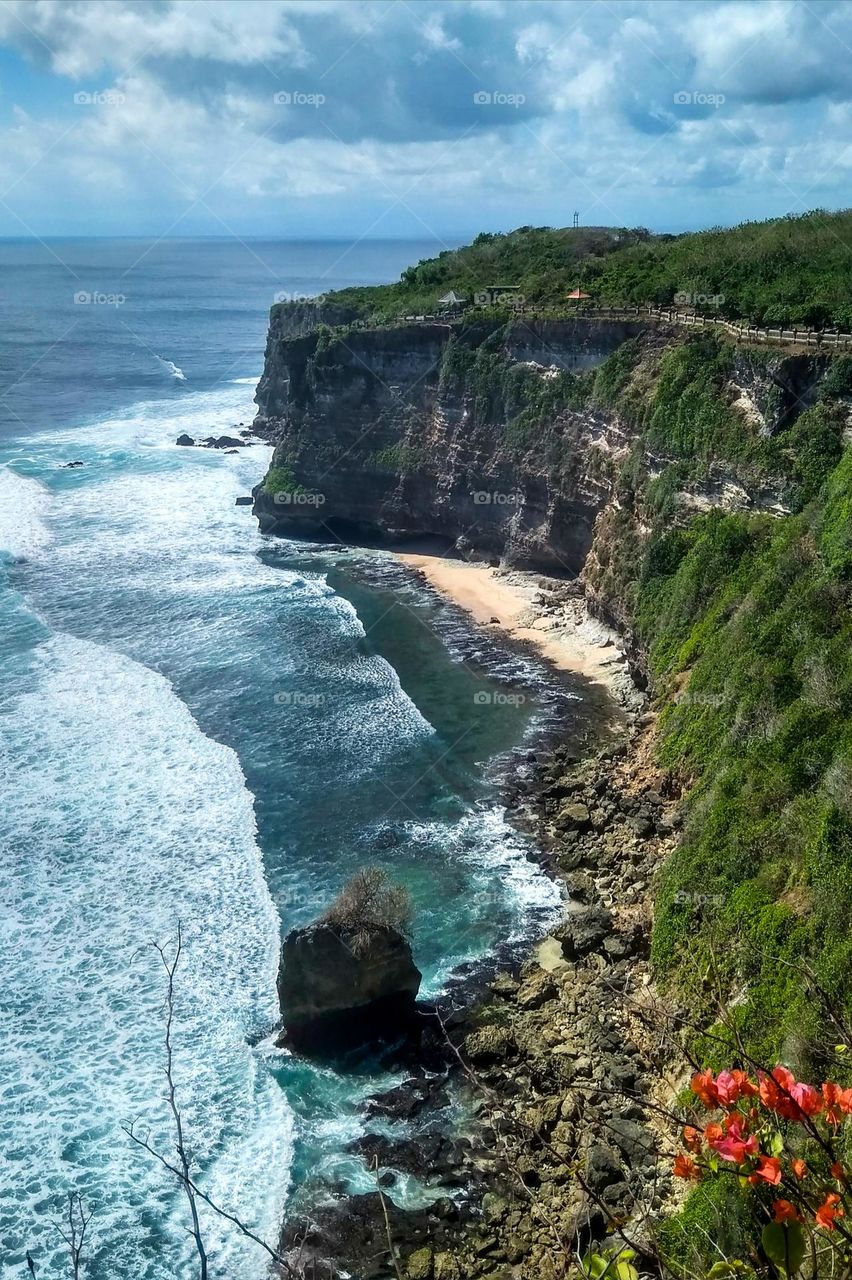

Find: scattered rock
<box><xmin>175</xmin><ymin>434</ymin><xmax>195</xmax><ymax>446</ymax></box>
<box><xmin>61</xmin><ymin>460</ymin><xmax>84</xmax><ymax>468</ymax></box>
<box><xmin>235</xmin><ymin>495</ymin><xmax>253</xmax><ymax>506</ymax></box>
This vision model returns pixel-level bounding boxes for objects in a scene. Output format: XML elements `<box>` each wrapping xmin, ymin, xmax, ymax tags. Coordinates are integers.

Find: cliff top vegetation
<box><xmin>290</xmin><ymin>209</ymin><xmax>852</xmax><ymax>330</ymax></box>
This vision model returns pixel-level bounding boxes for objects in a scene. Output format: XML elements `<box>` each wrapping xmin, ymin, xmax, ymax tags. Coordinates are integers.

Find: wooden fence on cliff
<box><xmin>392</xmin><ymin>303</ymin><xmax>852</xmax><ymax>352</ymax></box>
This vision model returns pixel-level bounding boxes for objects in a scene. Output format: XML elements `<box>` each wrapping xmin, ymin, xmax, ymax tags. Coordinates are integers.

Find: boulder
<box><xmin>175</xmin><ymin>434</ymin><xmax>195</xmax><ymax>446</ymax></box>
<box><xmin>277</xmin><ymin>921</ymin><xmax>421</xmax><ymax>1056</ymax></box>
<box><xmin>202</xmin><ymin>434</ymin><xmax>248</xmax><ymax>449</ymax></box>
<box><xmin>463</xmin><ymin>1024</ymin><xmax>514</xmax><ymax>1064</ymax></box>
<box><xmin>235</xmin><ymin>495</ymin><xmax>253</xmax><ymax>506</ymax></box>
<box><xmin>553</xmin><ymin>906</ymin><xmax>612</xmax><ymax>961</ymax></box>
<box><xmin>557</xmin><ymin>801</ymin><xmax>591</xmax><ymax>830</ymax></box>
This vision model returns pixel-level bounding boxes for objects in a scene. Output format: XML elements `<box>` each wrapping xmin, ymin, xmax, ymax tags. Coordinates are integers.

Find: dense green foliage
<box><xmin>263</xmin><ymin>464</ymin><xmax>309</xmax><ymax>496</ymax></box>
<box><xmin>636</xmin><ymin>469</ymin><xmax>852</xmax><ymax>1066</ymax></box>
<box><xmin>288</xmin><ymin>209</ymin><xmax>852</xmax><ymax>329</ymax></box>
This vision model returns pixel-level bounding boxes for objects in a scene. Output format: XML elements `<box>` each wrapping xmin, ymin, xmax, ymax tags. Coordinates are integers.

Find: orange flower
<box><xmin>691</xmin><ymin>1069</ymin><xmax>720</xmax><ymax>1109</ymax></box>
<box><xmin>792</xmin><ymin>1158</ymin><xmax>809</xmax><ymax>1179</ymax></box>
<box><xmin>673</xmin><ymin>1154</ymin><xmax>701</xmax><ymax>1181</ymax></box>
<box><xmin>816</xmin><ymin>1192</ymin><xmax>845</xmax><ymax>1231</ymax></box>
<box><xmin>683</xmin><ymin>1125</ymin><xmax>702</xmax><ymax>1153</ymax></box>
<box><xmin>749</xmin><ymin>1156</ymin><xmax>782</xmax><ymax>1186</ymax></box>
<box><xmin>822</xmin><ymin>1082</ymin><xmax>852</xmax><ymax>1126</ymax></box>
<box><xmin>759</xmin><ymin>1066</ymin><xmax>799</xmax><ymax>1120</ymax></box>
<box><xmin>831</xmin><ymin>1162</ymin><xmax>846</xmax><ymax>1181</ymax></box>
<box><xmin>773</xmin><ymin>1200</ymin><xmax>802</xmax><ymax>1223</ymax></box>
<box><xmin>704</xmin><ymin>1121</ymin><xmax>724</xmax><ymax>1145</ymax></box>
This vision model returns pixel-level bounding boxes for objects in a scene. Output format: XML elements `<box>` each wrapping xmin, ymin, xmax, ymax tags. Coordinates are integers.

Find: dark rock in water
<box><xmin>61</xmin><ymin>460</ymin><xmax>85</xmax><ymax>467</ymax></box>
<box><xmin>277</xmin><ymin>921</ymin><xmax>422</xmax><ymax>1056</ymax></box>
<box><xmin>175</xmin><ymin>434</ymin><xmax>195</xmax><ymax>446</ymax></box>
<box><xmin>201</xmin><ymin>434</ymin><xmax>248</xmax><ymax>449</ymax></box>
<box><xmin>235</xmin><ymin>495</ymin><xmax>253</xmax><ymax>506</ymax></box>
<box><xmin>223</xmin><ymin>448</ymin><xmax>239</xmax><ymax>454</ymax></box>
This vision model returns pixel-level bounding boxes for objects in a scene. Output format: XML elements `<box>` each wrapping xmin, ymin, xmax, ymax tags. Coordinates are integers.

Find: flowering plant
<box><xmin>674</xmin><ymin>1064</ymin><xmax>852</xmax><ymax>1274</ymax></box>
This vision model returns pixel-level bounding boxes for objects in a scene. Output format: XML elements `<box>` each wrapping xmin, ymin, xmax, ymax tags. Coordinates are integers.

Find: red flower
<box><xmin>749</xmin><ymin>1156</ymin><xmax>782</xmax><ymax>1185</ymax></box>
<box><xmin>708</xmin><ymin>1114</ymin><xmax>758</xmax><ymax>1164</ymax></box>
<box><xmin>773</xmin><ymin>1200</ymin><xmax>802</xmax><ymax>1223</ymax></box>
<box><xmin>816</xmin><ymin>1192</ymin><xmax>844</xmax><ymax>1231</ymax></box>
<box><xmin>691</xmin><ymin>1069</ymin><xmax>720</xmax><ymax>1109</ymax></box>
<box><xmin>792</xmin><ymin>1158</ymin><xmax>808</xmax><ymax>1179</ymax></box>
<box><xmin>715</xmin><ymin>1069</ymin><xmax>757</xmax><ymax>1105</ymax></box>
<box><xmin>682</xmin><ymin>1126</ymin><xmax>702</xmax><ymax>1153</ymax></box>
<box><xmin>831</xmin><ymin>1162</ymin><xmax>846</xmax><ymax>1181</ymax></box>
<box><xmin>791</xmin><ymin>1080</ymin><xmax>823</xmax><ymax>1117</ymax></box>
<box><xmin>673</xmin><ymin>1154</ymin><xmax>701</xmax><ymax>1181</ymax></box>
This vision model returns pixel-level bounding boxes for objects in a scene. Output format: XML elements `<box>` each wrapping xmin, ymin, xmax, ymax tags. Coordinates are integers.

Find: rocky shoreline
<box><xmin>275</xmin><ymin>683</ymin><xmax>685</xmax><ymax>1279</ymax></box>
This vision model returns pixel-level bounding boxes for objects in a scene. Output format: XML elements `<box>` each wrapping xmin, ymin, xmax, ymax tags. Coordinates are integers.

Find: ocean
<box><xmin>0</xmin><ymin>238</ymin><xmax>565</xmax><ymax>1278</ymax></box>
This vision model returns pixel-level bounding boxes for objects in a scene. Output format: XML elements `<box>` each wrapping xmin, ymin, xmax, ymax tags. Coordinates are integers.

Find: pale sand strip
<box><xmin>398</xmin><ymin>553</ymin><xmax>643</xmax><ymax>712</ymax></box>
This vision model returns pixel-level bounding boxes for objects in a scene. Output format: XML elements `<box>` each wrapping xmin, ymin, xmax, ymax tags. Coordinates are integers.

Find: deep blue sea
<box><xmin>0</xmin><ymin>239</ymin><xmax>566</xmax><ymax>1279</ymax></box>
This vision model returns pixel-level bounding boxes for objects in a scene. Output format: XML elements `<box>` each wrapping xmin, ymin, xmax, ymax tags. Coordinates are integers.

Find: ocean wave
<box><xmin>0</xmin><ymin>466</ymin><xmax>52</xmax><ymax>558</ymax></box>
<box><xmin>0</xmin><ymin>633</ymin><xmax>292</xmax><ymax>1279</ymax></box>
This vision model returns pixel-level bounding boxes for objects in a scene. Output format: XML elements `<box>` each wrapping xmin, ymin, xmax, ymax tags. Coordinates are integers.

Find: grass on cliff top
<box><xmin>284</xmin><ymin>208</ymin><xmax>852</xmax><ymax>330</ymax></box>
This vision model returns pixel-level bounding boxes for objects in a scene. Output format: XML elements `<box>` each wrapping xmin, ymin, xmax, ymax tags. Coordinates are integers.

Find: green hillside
<box><xmin>316</xmin><ymin>209</ymin><xmax>852</xmax><ymax>329</ymax></box>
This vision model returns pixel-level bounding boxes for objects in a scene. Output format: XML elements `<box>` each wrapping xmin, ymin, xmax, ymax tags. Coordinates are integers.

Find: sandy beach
<box><xmin>398</xmin><ymin>552</ymin><xmax>643</xmax><ymax>712</ymax></box>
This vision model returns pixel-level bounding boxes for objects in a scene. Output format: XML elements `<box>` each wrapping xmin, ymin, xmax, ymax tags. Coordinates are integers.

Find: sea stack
<box><xmin>276</xmin><ymin>868</ymin><xmax>421</xmax><ymax>1057</ymax></box>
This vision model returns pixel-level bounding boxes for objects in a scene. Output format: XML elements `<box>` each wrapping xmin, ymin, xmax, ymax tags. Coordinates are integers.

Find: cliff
<box><xmin>252</xmin><ymin>308</ymin><xmax>826</xmax><ymax>584</ymax></box>
<box><xmin>254</xmin><ymin>292</ymin><xmax>852</xmax><ymax>1274</ymax></box>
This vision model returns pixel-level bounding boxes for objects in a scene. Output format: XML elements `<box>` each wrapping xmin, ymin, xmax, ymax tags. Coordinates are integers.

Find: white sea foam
<box><xmin>0</xmin><ymin>466</ymin><xmax>52</xmax><ymax>558</ymax></box>
<box><xmin>156</xmin><ymin>355</ymin><xmax>187</xmax><ymax>381</ymax></box>
<box><xmin>0</xmin><ymin>634</ymin><xmax>292</xmax><ymax>1278</ymax></box>
<box><xmin>228</xmin><ymin>376</ymin><xmax>262</xmax><ymax>385</ymax></box>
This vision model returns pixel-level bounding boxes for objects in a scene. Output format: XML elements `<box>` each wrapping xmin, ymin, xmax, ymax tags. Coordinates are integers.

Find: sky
<box><xmin>0</xmin><ymin>0</ymin><xmax>850</xmax><ymax>241</ymax></box>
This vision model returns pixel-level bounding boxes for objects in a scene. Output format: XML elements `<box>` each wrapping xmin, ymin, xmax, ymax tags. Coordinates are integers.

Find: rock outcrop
<box><xmin>277</xmin><ymin>921</ymin><xmax>422</xmax><ymax>1056</ymax></box>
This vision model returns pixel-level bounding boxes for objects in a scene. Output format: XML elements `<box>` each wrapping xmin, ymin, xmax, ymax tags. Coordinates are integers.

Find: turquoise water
<box><xmin>0</xmin><ymin>369</ymin><xmax>565</xmax><ymax>1277</ymax></box>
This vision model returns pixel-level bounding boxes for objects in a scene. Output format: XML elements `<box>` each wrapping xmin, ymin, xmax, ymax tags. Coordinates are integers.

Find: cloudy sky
<box><xmin>0</xmin><ymin>0</ymin><xmax>849</xmax><ymax>240</ymax></box>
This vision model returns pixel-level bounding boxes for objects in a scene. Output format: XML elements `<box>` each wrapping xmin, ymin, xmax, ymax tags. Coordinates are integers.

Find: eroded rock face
<box><xmin>277</xmin><ymin>921</ymin><xmax>422</xmax><ymax>1056</ymax></box>
<box><xmin>251</xmin><ymin>314</ymin><xmax>645</xmax><ymax>572</ymax></box>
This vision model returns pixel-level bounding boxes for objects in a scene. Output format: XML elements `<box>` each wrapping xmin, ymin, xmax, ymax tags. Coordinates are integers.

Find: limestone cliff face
<box><xmin>253</xmin><ymin>313</ymin><xmax>648</xmax><ymax>573</ymax></box>
<box><xmin>252</xmin><ymin>303</ymin><xmax>827</xmax><ymax>607</ymax></box>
